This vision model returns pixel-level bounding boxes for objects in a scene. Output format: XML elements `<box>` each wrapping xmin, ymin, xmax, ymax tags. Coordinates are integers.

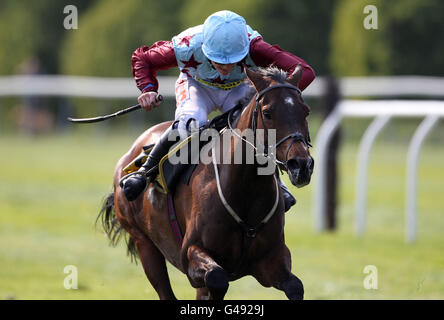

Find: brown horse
<box><xmin>98</xmin><ymin>65</ymin><xmax>313</xmax><ymax>300</ymax></box>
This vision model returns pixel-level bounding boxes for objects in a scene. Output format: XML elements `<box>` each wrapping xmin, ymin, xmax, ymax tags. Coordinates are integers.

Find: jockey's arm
<box><xmin>131</xmin><ymin>41</ymin><xmax>178</xmax><ymax>110</ymax></box>
<box><xmin>249</xmin><ymin>37</ymin><xmax>316</xmax><ymax>91</ymax></box>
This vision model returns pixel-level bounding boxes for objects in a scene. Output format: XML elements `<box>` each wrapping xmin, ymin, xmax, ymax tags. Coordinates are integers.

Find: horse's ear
<box><xmin>287</xmin><ymin>64</ymin><xmax>303</xmax><ymax>87</ymax></box>
<box><xmin>246</xmin><ymin>68</ymin><xmax>267</xmax><ymax>92</ymax></box>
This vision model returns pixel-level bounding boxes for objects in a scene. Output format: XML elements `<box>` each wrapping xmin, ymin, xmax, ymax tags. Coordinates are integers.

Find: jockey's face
<box><xmin>210</xmin><ymin>61</ymin><xmax>237</xmax><ymax>76</ymax></box>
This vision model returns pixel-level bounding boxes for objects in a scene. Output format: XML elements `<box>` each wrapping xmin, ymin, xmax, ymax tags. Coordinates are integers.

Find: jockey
<box><xmin>122</xmin><ymin>10</ymin><xmax>316</xmax><ymax>210</ymax></box>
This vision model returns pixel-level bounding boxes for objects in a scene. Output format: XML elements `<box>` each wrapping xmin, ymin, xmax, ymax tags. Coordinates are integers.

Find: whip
<box><xmin>67</xmin><ymin>94</ymin><xmax>163</xmax><ymax>124</ymax></box>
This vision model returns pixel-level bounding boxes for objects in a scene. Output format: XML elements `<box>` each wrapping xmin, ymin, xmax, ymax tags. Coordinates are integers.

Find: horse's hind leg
<box><xmin>133</xmin><ymin>234</ymin><xmax>177</xmax><ymax>300</ymax></box>
<box><xmin>187</xmin><ymin>245</ymin><xmax>229</xmax><ymax>300</ymax></box>
<box><xmin>252</xmin><ymin>244</ymin><xmax>304</xmax><ymax>300</ymax></box>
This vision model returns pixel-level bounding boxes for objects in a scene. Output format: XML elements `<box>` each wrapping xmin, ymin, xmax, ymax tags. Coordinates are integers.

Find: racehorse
<box><xmin>98</xmin><ymin>65</ymin><xmax>314</xmax><ymax>300</ymax></box>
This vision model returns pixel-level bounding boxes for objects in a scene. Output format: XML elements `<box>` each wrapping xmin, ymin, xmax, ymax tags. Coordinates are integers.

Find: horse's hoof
<box><xmin>205</xmin><ymin>267</ymin><xmax>229</xmax><ymax>300</ymax></box>
<box><xmin>283</xmin><ymin>275</ymin><xmax>304</xmax><ymax>300</ymax></box>
<box><xmin>122</xmin><ymin>175</ymin><xmax>147</xmax><ymax>201</ymax></box>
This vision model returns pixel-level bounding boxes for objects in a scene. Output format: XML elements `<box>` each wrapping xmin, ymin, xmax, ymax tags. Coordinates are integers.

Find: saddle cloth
<box><xmin>122</xmin><ymin>134</ymin><xmax>197</xmax><ymax>194</ymax></box>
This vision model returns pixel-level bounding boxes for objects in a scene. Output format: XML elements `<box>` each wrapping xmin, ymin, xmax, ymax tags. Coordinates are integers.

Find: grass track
<box><xmin>1</xmin><ymin>131</ymin><xmax>443</xmax><ymax>299</ymax></box>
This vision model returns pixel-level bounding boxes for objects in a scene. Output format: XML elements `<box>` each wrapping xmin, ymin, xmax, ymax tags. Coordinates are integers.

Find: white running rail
<box><xmin>313</xmin><ymin>100</ymin><xmax>444</xmax><ymax>243</ymax></box>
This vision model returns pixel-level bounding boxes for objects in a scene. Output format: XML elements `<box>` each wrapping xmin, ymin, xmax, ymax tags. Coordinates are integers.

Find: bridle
<box><xmin>229</xmin><ymin>82</ymin><xmax>312</xmax><ymax>172</ymax></box>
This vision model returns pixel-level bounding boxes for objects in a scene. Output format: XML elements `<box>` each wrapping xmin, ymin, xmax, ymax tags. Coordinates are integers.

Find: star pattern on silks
<box><xmin>181</xmin><ymin>54</ymin><xmax>201</xmax><ymax>69</ymax></box>
<box><xmin>181</xmin><ymin>68</ymin><xmax>192</xmax><ymax>78</ymax></box>
<box><xmin>178</xmin><ymin>35</ymin><xmax>194</xmax><ymax>47</ymax></box>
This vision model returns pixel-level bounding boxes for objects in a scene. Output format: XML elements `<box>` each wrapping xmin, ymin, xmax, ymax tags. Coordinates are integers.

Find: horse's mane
<box><xmin>258</xmin><ymin>66</ymin><xmax>288</xmax><ymax>83</ymax></box>
<box><xmin>256</xmin><ymin>66</ymin><xmax>310</xmax><ymax>115</ymax></box>
<box><xmin>237</xmin><ymin>66</ymin><xmax>288</xmax><ymax>109</ymax></box>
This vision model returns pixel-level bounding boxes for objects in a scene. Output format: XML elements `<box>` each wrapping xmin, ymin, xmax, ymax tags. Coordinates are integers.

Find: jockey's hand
<box><xmin>138</xmin><ymin>91</ymin><xmax>161</xmax><ymax>112</ymax></box>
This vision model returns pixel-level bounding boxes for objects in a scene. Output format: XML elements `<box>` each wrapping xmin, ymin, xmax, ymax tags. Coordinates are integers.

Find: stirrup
<box><xmin>119</xmin><ymin>165</ymin><xmax>159</xmax><ymax>188</ymax></box>
<box><xmin>119</xmin><ymin>171</ymin><xmax>142</xmax><ymax>188</ymax></box>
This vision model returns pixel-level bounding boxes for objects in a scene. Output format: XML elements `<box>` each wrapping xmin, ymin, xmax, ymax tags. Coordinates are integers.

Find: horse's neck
<box><xmin>209</xmin><ymin>99</ymin><xmax>279</xmax><ymax>223</ymax></box>
<box><xmin>217</xmin><ymin>100</ymin><xmax>274</xmax><ymax>188</ymax></box>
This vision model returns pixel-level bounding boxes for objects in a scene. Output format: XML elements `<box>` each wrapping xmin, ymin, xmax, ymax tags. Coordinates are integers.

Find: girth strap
<box><xmin>167</xmin><ymin>193</ymin><xmax>183</xmax><ymax>246</ymax></box>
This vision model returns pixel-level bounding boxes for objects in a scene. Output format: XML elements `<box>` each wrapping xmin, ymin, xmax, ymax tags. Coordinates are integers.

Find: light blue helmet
<box><xmin>202</xmin><ymin>10</ymin><xmax>250</xmax><ymax>64</ymax></box>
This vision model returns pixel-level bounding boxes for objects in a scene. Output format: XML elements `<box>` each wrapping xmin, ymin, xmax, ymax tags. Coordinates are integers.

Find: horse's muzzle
<box><xmin>286</xmin><ymin>156</ymin><xmax>314</xmax><ymax>188</ymax></box>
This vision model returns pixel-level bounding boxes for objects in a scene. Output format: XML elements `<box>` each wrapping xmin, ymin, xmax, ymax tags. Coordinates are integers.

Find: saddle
<box><xmin>122</xmin><ymin>103</ymin><xmax>244</xmax><ymax>195</ymax></box>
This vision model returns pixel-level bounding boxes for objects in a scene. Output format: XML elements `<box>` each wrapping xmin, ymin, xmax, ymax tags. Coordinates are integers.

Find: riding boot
<box><xmin>280</xmin><ymin>180</ymin><xmax>297</xmax><ymax>212</ymax></box>
<box><xmin>121</xmin><ymin>125</ymin><xmax>179</xmax><ymax>201</ymax></box>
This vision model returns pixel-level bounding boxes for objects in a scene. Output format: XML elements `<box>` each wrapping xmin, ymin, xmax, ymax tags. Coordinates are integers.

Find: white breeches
<box><xmin>174</xmin><ymin>73</ymin><xmax>250</xmax><ymax>132</ymax></box>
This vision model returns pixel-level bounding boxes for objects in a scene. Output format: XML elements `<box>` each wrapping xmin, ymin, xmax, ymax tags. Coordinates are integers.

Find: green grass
<box><xmin>1</xmin><ymin>131</ymin><xmax>443</xmax><ymax>300</ymax></box>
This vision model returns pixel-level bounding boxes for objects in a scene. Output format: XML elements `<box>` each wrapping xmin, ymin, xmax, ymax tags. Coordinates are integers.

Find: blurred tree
<box><xmin>180</xmin><ymin>0</ymin><xmax>336</xmax><ymax>75</ymax></box>
<box><xmin>179</xmin><ymin>0</ymin><xmax>265</xmax><ymax>32</ymax></box>
<box><xmin>59</xmin><ymin>0</ymin><xmax>185</xmax><ymax>125</ymax></box>
<box><xmin>256</xmin><ymin>0</ymin><xmax>336</xmax><ymax>76</ymax></box>
<box><xmin>0</xmin><ymin>1</ymin><xmax>37</xmax><ymax>75</ymax></box>
<box><xmin>0</xmin><ymin>0</ymin><xmax>95</xmax><ymax>75</ymax></box>
<box><xmin>387</xmin><ymin>0</ymin><xmax>444</xmax><ymax>76</ymax></box>
<box><xmin>330</xmin><ymin>0</ymin><xmax>389</xmax><ymax>76</ymax></box>
<box><xmin>330</xmin><ymin>0</ymin><xmax>444</xmax><ymax>76</ymax></box>
<box><xmin>60</xmin><ymin>0</ymin><xmax>183</xmax><ymax>77</ymax></box>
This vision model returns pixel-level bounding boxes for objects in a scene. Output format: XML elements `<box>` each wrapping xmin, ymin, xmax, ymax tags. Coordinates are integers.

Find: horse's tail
<box><xmin>96</xmin><ymin>191</ymin><xmax>138</xmax><ymax>263</ymax></box>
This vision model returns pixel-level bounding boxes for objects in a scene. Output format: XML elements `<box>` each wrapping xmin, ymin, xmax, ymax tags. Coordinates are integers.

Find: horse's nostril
<box><xmin>286</xmin><ymin>159</ymin><xmax>300</xmax><ymax>171</ymax></box>
<box><xmin>308</xmin><ymin>157</ymin><xmax>314</xmax><ymax>171</ymax></box>
<box><xmin>287</xmin><ymin>157</ymin><xmax>313</xmax><ymax>173</ymax></box>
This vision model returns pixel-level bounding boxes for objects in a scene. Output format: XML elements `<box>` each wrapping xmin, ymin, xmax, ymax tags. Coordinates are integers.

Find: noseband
<box><xmin>251</xmin><ymin>83</ymin><xmax>312</xmax><ymax>171</ymax></box>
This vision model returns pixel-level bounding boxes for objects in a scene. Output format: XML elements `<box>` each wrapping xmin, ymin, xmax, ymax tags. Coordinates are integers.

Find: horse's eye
<box><xmin>263</xmin><ymin>110</ymin><xmax>272</xmax><ymax>120</ymax></box>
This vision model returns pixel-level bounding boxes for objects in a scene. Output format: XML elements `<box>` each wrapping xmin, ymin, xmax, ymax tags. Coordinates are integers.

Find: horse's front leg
<box><xmin>251</xmin><ymin>244</ymin><xmax>304</xmax><ymax>300</ymax></box>
<box><xmin>186</xmin><ymin>245</ymin><xmax>229</xmax><ymax>300</ymax></box>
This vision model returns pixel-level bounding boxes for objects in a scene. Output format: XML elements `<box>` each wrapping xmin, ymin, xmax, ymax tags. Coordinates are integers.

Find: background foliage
<box><xmin>0</xmin><ymin>0</ymin><xmax>95</xmax><ymax>75</ymax></box>
<box><xmin>330</xmin><ymin>0</ymin><xmax>444</xmax><ymax>76</ymax></box>
<box><xmin>61</xmin><ymin>0</ymin><xmax>184</xmax><ymax>77</ymax></box>
<box><xmin>0</xmin><ymin>0</ymin><xmax>442</xmax><ymax>77</ymax></box>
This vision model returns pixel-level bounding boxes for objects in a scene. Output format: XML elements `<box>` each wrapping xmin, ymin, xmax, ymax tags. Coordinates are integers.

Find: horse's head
<box><xmin>246</xmin><ymin>65</ymin><xmax>314</xmax><ymax>187</ymax></box>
